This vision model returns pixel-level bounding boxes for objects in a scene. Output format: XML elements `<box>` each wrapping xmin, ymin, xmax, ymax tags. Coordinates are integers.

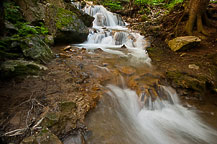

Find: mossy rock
<box><xmin>20</xmin><ymin>128</ymin><xmax>63</xmax><ymax>144</ymax></box>
<box><xmin>54</xmin><ymin>7</ymin><xmax>89</xmax><ymax>43</ymax></box>
<box><xmin>45</xmin><ymin>35</ymin><xmax>54</xmax><ymax>45</ymax></box>
<box><xmin>166</xmin><ymin>71</ymin><xmax>206</xmax><ymax>92</ymax></box>
<box><xmin>21</xmin><ymin>35</ymin><xmax>54</xmax><ymax>63</ymax></box>
<box><xmin>41</xmin><ymin>101</ymin><xmax>77</xmax><ymax>136</ymax></box>
<box><xmin>15</xmin><ymin>0</ymin><xmax>90</xmax><ymax>44</ymax></box>
<box><xmin>58</xmin><ymin>101</ymin><xmax>76</xmax><ymax>113</ymax></box>
<box><xmin>0</xmin><ymin>37</ymin><xmax>23</xmax><ymax>59</ymax></box>
<box><xmin>0</xmin><ymin>59</ymin><xmax>47</xmax><ymax>78</ymax></box>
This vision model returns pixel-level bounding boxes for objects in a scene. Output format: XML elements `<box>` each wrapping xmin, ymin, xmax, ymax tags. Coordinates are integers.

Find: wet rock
<box><xmin>63</xmin><ymin>45</ymin><xmax>72</xmax><ymax>51</ymax></box>
<box><xmin>118</xmin><ymin>66</ymin><xmax>136</xmax><ymax>75</ymax></box>
<box><xmin>94</xmin><ymin>48</ymin><xmax>103</xmax><ymax>53</ymax></box>
<box><xmin>20</xmin><ymin>128</ymin><xmax>63</xmax><ymax>144</ymax></box>
<box><xmin>65</xmin><ymin>3</ymin><xmax>94</xmax><ymax>27</ymax></box>
<box><xmin>21</xmin><ymin>35</ymin><xmax>54</xmax><ymax>63</ymax></box>
<box><xmin>0</xmin><ymin>59</ymin><xmax>47</xmax><ymax>78</ymax></box>
<box><xmin>168</xmin><ymin>36</ymin><xmax>201</xmax><ymax>52</ymax></box>
<box><xmin>63</xmin><ymin>133</ymin><xmax>86</xmax><ymax>144</ymax></box>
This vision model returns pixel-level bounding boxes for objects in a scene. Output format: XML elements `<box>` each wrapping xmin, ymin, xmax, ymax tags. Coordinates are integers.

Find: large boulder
<box><xmin>0</xmin><ymin>59</ymin><xmax>47</xmax><ymax>78</ymax></box>
<box><xmin>16</xmin><ymin>0</ymin><xmax>93</xmax><ymax>44</ymax></box>
<box><xmin>15</xmin><ymin>0</ymin><xmax>65</xmax><ymax>23</ymax></box>
<box><xmin>45</xmin><ymin>6</ymin><xmax>89</xmax><ymax>43</ymax></box>
<box><xmin>168</xmin><ymin>36</ymin><xmax>201</xmax><ymax>51</ymax></box>
<box><xmin>21</xmin><ymin>35</ymin><xmax>54</xmax><ymax>63</ymax></box>
<box><xmin>65</xmin><ymin>4</ymin><xmax>94</xmax><ymax>27</ymax></box>
<box><xmin>15</xmin><ymin>0</ymin><xmax>46</xmax><ymax>23</ymax></box>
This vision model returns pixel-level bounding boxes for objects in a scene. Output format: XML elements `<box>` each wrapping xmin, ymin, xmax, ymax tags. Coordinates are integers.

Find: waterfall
<box><xmin>86</xmin><ymin>85</ymin><xmax>217</xmax><ymax>144</ymax></box>
<box><xmin>75</xmin><ymin>4</ymin><xmax>151</xmax><ymax>64</ymax></box>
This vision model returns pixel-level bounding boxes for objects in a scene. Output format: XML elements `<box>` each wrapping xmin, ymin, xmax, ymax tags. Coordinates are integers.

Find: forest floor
<box><xmin>0</xmin><ymin>2</ymin><xmax>217</xmax><ymax>144</ymax></box>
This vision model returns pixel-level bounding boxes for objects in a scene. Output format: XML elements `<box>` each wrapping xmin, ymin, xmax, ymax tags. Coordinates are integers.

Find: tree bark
<box><xmin>0</xmin><ymin>0</ymin><xmax>5</xmax><ymax>37</ymax></box>
<box><xmin>185</xmin><ymin>0</ymin><xmax>210</xmax><ymax>35</ymax></box>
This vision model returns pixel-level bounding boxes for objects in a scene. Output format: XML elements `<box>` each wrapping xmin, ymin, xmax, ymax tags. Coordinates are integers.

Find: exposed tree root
<box><xmin>185</xmin><ymin>0</ymin><xmax>210</xmax><ymax>36</ymax></box>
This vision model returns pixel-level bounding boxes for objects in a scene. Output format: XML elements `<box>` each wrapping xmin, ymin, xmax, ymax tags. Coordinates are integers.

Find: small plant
<box><xmin>141</xmin><ymin>14</ymin><xmax>148</xmax><ymax>21</ymax></box>
<box><xmin>166</xmin><ymin>0</ymin><xmax>184</xmax><ymax>9</ymax></box>
<box><xmin>134</xmin><ymin>0</ymin><xmax>164</xmax><ymax>6</ymax></box>
<box><xmin>35</xmin><ymin>22</ymin><xmax>49</xmax><ymax>35</ymax></box>
<box><xmin>13</xmin><ymin>22</ymin><xmax>49</xmax><ymax>37</ymax></box>
<box><xmin>4</xmin><ymin>2</ymin><xmax>23</xmax><ymax>23</ymax></box>
<box><xmin>16</xmin><ymin>22</ymin><xmax>38</xmax><ymax>37</ymax></box>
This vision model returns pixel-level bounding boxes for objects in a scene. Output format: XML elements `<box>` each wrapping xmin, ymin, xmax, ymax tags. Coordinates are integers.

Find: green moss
<box><xmin>4</xmin><ymin>2</ymin><xmax>23</xmax><ymax>23</ymax></box>
<box><xmin>103</xmin><ymin>1</ymin><xmax>123</xmax><ymax>11</ymax></box>
<box><xmin>43</xmin><ymin>112</ymin><xmax>60</xmax><ymax>128</ymax></box>
<box><xmin>0</xmin><ymin>60</ymin><xmax>47</xmax><ymax>78</ymax></box>
<box><xmin>0</xmin><ymin>50</ymin><xmax>20</xmax><ymax>59</ymax></box>
<box><xmin>56</xmin><ymin>8</ymin><xmax>76</xmax><ymax>29</ymax></box>
<box><xmin>141</xmin><ymin>14</ymin><xmax>148</xmax><ymax>21</ymax></box>
<box><xmin>166</xmin><ymin>71</ymin><xmax>206</xmax><ymax>92</ymax></box>
<box><xmin>59</xmin><ymin>101</ymin><xmax>76</xmax><ymax>113</ymax></box>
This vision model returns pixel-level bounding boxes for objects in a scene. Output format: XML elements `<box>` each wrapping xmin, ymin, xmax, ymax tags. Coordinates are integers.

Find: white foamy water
<box><xmin>74</xmin><ymin>4</ymin><xmax>151</xmax><ymax>64</ymax></box>
<box><xmin>88</xmin><ymin>85</ymin><xmax>217</xmax><ymax>144</ymax></box>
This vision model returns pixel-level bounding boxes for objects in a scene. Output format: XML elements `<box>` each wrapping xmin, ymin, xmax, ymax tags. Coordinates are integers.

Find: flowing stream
<box><xmin>70</xmin><ymin>3</ymin><xmax>217</xmax><ymax>144</ymax></box>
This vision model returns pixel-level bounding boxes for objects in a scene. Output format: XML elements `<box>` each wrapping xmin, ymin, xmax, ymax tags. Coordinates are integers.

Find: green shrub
<box><xmin>166</xmin><ymin>0</ymin><xmax>183</xmax><ymax>9</ymax></box>
<box><xmin>4</xmin><ymin>2</ymin><xmax>23</xmax><ymax>23</ymax></box>
<box><xmin>103</xmin><ymin>1</ymin><xmax>123</xmax><ymax>11</ymax></box>
<box><xmin>14</xmin><ymin>22</ymin><xmax>48</xmax><ymax>37</ymax></box>
<box><xmin>134</xmin><ymin>0</ymin><xmax>164</xmax><ymax>6</ymax></box>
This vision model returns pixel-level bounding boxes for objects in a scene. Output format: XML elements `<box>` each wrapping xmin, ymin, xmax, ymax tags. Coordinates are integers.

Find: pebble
<box><xmin>188</xmin><ymin>64</ymin><xmax>199</xmax><ymax>70</ymax></box>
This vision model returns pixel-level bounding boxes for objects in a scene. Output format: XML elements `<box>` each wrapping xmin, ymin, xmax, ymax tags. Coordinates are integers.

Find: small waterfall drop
<box><xmin>75</xmin><ymin>4</ymin><xmax>151</xmax><ymax>64</ymax></box>
<box><xmin>86</xmin><ymin>85</ymin><xmax>217</xmax><ymax>144</ymax></box>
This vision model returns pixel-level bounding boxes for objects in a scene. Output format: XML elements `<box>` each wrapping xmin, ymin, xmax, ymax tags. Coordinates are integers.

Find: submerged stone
<box><xmin>168</xmin><ymin>36</ymin><xmax>201</xmax><ymax>51</ymax></box>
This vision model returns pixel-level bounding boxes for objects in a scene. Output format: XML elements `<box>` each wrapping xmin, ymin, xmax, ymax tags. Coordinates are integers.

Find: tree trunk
<box><xmin>185</xmin><ymin>0</ymin><xmax>210</xmax><ymax>35</ymax></box>
<box><xmin>0</xmin><ymin>0</ymin><xmax>5</xmax><ymax>37</ymax></box>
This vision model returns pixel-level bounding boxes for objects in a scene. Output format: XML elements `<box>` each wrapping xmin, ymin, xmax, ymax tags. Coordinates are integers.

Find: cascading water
<box><xmin>75</xmin><ymin>4</ymin><xmax>151</xmax><ymax>64</ymax></box>
<box><xmin>71</xmin><ymin>2</ymin><xmax>217</xmax><ymax>144</ymax></box>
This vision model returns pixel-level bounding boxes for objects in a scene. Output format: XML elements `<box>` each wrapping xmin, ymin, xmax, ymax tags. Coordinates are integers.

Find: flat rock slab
<box><xmin>168</xmin><ymin>36</ymin><xmax>201</xmax><ymax>51</ymax></box>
